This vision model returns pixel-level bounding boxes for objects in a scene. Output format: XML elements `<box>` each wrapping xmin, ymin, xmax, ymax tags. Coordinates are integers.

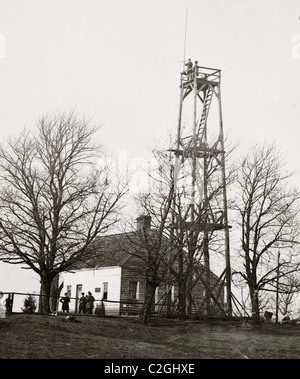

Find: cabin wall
<box><xmin>120</xmin><ymin>257</ymin><xmax>146</xmax><ymax>314</ymax></box>
<box><xmin>60</xmin><ymin>266</ymin><xmax>121</xmax><ymax>316</ymax></box>
<box><xmin>149</xmin><ymin>278</ymin><xmax>225</xmax><ymax>317</ymax></box>
<box><xmin>118</xmin><ymin>254</ymin><xmax>226</xmax><ymax>317</ymax></box>
<box><xmin>191</xmin><ymin>278</ymin><xmax>225</xmax><ymax>317</ymax></box>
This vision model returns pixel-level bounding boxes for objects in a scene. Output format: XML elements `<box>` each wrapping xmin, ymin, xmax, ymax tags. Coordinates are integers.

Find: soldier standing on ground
<box><xmin>79</xmin><ymin>292</ymin><xmax>87</xmax><ymax>314</ymax></box>
<box><xmin>60</xmin><ymin>292</ymin><xmax>70</xmax><ymax>313</ymax></box>
<box><xmin>86</xmin><ymin>291</ymin><xmax>95</xmax><ymax>314</ymax></box>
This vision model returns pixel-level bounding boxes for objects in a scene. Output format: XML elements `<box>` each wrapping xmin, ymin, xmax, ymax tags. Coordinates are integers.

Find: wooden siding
<box><xmin>118</xmin><ymin>253</ymin><xmax>225</xmax><ymax>316</ymax></box>
<box><xmin>120</xmin><ymin>257</ymin><xmax>146</xmax><ymax>314</ymax></box>
<box><xmin>151</xmin><ymin>280</ymin><xmax>225</xmax><ymax>317</ymax></box>
<box><xmin>60</xmin><ymin>266</ymin><xmax>122</xmax><ymax>316</ymax></box>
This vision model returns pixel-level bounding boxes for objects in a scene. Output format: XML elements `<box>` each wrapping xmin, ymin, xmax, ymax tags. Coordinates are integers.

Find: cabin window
<box><xmin>66</xmin><ymin>285</ymin><xmax>72</xmax><ymax>297</ymax></box>
<box><xmin>128</xmin><ymin>281</ymin><xmax>139</xmax><ymax>300</ymax></box>
<box><xmin>103</xmin><ymin>282</ymin><xmax>108</xmax><ymax>300</ymax></box>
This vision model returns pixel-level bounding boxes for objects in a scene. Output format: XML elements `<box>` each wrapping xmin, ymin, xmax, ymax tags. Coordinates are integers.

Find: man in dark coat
<box><xmin>86</xmin><ymin>291</ymin><xmax>95</xmax><ymax>314</ymax></box>
<box><xmin>79</xmin><ymin>292</ymin><xmax>87</xmax><ymax>314</ymax></box>
<box><xmin>60</xmin><ymin>292</ymin><xmax>70</xmax><ymax>313</ymax></box>
<box><xmin>185</xmin><ymin>58</ymin><xmax>193</xmax><ymax>81</ymax></box>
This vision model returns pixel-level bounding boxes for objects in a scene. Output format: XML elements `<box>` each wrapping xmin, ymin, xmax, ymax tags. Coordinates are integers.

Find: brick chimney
<box><xmin>136</xmin><ymin>215</ymin><xmax>151</xmax><ymax>233</ymax></box>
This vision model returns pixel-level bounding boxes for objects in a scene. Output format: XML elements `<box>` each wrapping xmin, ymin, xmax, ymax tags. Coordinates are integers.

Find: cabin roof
<box><xmin>72</xmin><ymin>229</ymin><xmax>161</xmax><ymax>270</ymax></box>
<box><xmin>71</xmin><ymin>228</ymin><xmax>223</xmax><ymax>284</ymax></box>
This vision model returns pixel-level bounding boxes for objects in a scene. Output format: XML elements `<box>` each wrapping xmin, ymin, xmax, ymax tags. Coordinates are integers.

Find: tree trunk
<box><xmin>139</xmin><ymin>281</ymin><xmax>156</xmax><ymax>324</ymax></box>
<box><xmin>165</xmin><ymin>285</ymin><xmax>172</xmax><ymax>318</ymax></box>
<box><xmin>186</xmin><ymin>265</ymin><xmax>194</xmax><ymax>318</ymax></box>
<box><xmin>177</xmin><ymin>246</ymin><xmax>187</xmax><ymax>320</ymax></box>
<box><xmin>50</xmin><ymin>275</ymin><xmax>63</xmax><ymax>313</ymax></box>
<box><xmin>39</xmin><ymin>274</ymin><xmax>54</xmax><ymax>314</ymax></box>
<box><xmin>250</xmin><ymin>286</ymin><xmax>260</xmax><ymax>325</ymax></box>
<box><xmin>186</xmin><ymin>245</ymin><xmax>196</xmax><ymax>318</ymax></box>
<box><xmin>203</xmin><ymin>233</ymin><xmax>211</xmax><ymax>317</ymax></box>
<box><xmin>178</xmin><ymin>277</ymin><xmax>187</xmax><ymax>319</ymax></box>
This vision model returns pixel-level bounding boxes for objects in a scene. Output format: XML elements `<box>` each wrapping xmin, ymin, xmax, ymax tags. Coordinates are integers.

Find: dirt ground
<box><xmin>0</xmin><ymin>313</ymin><xmax>300</xmax><ymax>360</ymax></box>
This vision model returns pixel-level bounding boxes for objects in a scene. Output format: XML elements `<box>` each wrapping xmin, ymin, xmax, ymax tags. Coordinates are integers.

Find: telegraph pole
<box><xmin>276</xmin><ymin>250</ymin><xmax>280</xmax><ymax>323</ymax></box>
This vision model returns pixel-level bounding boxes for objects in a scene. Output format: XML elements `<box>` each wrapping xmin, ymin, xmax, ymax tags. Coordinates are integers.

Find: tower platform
<box><xmin>180</xmin><ymin>65</ymin><xmax>221</xmax><ymax>90</ymax></box>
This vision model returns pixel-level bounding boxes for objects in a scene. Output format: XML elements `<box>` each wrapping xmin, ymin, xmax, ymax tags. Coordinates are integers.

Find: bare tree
<box><xmin>276</xmin><ymin>273</ymin><xmax>300</xmax><ymax>317</ymax></box>
<box><xmin>233</xmin><ymin>143</ymin><xmax>300</xmax><ymax>324</ymax></box>
<box><xmin>120</xmin><ymin>214</ymin><xmax>176</xmax><ymax>324</ymax></box>
<box><xmin>119</xmin><ymin>157</ymin><xmax>178</xmax><ymax>324</ymax></box>
<box><xmin>0</xmin><ymin>110</ymin><xmax>126</xmax><ymax>313</ymax></box>
<box><xmin>134</xmin><ymin>150</ymin><xmax>194</xmax><ymax>320</ymax></box>
<box><xmin>263</xmin><ymin>268</ymin><xmax>300</xmax><ymax>319</ymax></box>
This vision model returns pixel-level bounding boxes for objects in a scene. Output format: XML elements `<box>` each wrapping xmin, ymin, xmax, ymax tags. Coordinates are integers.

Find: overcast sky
<box><xmin>0</xmin><ymin>1</ymin><xmax>300</xmax><ymax>159</ymax></box>
<box><xmin>0</xmin><ymin>0</ymin><xmax>300</xmax><ymax>291</ymax></box>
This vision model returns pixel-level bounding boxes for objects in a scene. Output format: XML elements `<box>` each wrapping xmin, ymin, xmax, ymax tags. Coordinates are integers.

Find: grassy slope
<box><xmin>0</xmin><ymin>313</ymin><xmax>300</xmax><ymax>359</ymax></box>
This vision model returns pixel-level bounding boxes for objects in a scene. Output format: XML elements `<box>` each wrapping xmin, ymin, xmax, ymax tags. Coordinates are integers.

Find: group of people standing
<box><xmin>59</xmin><ymin>291</ymin><xmax>95</xmax><ymax>314</ymax></box>
<box><xmin>78</xmin><ymin>291</ymin><xmax>95</xmax><ymax>314</ymax></box>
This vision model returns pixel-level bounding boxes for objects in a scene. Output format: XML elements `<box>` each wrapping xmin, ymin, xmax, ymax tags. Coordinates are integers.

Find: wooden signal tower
<box><xmin>169</xmin><ymin>61</ymin><xmax>232</xmax><ymax>317</ymax></box>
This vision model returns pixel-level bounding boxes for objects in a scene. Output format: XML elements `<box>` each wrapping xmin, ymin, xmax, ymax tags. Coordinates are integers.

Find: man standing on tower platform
<box><xmin>194</xmin><ymin>60</ymin><xmax>199</xmax><ymax>77</ymax></box>
<box><xmin>185</xmin><ymin>58</ymin><xmax>193</xmax><ymax>81</ymax></box>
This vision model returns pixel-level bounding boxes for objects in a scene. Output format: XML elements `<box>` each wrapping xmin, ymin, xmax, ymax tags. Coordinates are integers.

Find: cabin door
<box><xmin>75</xmin><ymin>284</ymin><xmax>82</xmax><ymax>313</ymax></box>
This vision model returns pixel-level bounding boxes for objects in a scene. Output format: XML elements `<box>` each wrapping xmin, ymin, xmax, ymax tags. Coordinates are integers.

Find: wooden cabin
<box><xmin>59</xmin><ymin>216</ymin><xmax>226</xmax><ymax>317</ymax></box>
